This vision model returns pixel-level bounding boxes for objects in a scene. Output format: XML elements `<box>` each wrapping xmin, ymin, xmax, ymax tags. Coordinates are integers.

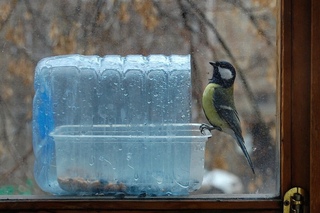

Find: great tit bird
<box><xmin>200</xmin><ymin>61</ymin><xmax>255</xmax><ymax>174</ymax></box>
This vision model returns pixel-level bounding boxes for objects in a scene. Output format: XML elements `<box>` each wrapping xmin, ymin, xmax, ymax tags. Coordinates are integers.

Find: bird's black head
<box><xmin>208</xmin><ymin>61</ymin><xmax>236</xmax><ymax>88</ymax></box>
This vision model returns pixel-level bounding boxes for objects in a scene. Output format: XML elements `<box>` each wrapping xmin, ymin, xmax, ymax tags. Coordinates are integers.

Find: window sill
<box><xmin>0</xmin><ymin>195</ymin><xmax>282</xmax><ymax>211</ymax></box>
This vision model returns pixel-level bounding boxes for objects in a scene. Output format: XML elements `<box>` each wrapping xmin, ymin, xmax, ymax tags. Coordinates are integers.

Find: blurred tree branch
<box><xmin>0</xmin><ymin>0</ymin><xmax>17</xmax><ymax>31</ymax></box>
<box><xmin>185</xmin><ymin>0</ymin><xmax>264</xmax><ymax>123</ymax></box>
<box><xmin>224</xmin><ymin>0</ymin><xmax>274</xmax><ymax>47</ymax></box>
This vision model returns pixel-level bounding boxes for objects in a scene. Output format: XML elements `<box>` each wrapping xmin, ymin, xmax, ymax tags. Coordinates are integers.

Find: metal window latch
<box><xmin>283</xmin><ymin>187</ymin><xmax>307</xmax><ymax>213</ymax></box>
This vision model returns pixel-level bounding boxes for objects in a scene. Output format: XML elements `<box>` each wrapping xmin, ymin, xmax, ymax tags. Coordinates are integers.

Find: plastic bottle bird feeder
<box><xmin>33</xmin><ymin>54</ymin><xmax>211</xmax><ymax>196</ymax></box>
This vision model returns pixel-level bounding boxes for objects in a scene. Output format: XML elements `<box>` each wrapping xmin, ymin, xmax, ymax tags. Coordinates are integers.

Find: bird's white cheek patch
<box><xmin>219</xmin><ymin>67</ymin><xmax>233</xmax><ymax>80</ymax></box>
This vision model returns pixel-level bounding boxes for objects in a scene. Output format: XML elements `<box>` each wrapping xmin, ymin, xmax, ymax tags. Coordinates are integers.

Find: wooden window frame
<box><xmin>1</xmin><ymin>0</ymin><xmax>319</xmax><ymax>212</ymax></box>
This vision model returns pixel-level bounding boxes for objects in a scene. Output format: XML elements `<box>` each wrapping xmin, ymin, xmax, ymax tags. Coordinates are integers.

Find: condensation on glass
<box><xmin>0</xmin><ymin>0</ymin><xmax>279</xmax><ymax>198</ymax></box>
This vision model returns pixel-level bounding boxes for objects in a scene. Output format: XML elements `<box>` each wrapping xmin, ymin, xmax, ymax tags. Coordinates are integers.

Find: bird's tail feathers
<box><xmin>234</xmin><ymin>134</ymin><xmax>255</xmax><ymax>174</ymax></box>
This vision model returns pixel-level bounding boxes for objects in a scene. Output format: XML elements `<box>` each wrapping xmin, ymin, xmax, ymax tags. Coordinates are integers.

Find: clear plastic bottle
<box><xmin>33</xmin><ymin>54</ymin><xmax>210</xmax><ymax>195</ymax></box>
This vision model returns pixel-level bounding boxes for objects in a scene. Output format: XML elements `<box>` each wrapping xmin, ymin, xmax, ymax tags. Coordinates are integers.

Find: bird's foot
<box><xmin>200</xmin><ymin>123</ymin><xmax>215</xmax><ymax>135</ymax></box>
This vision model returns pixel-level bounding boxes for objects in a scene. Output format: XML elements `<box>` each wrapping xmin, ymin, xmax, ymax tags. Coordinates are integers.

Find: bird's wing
<box><xmin>213</xmin><ymin>87</ymin><xmax>255</xmax><ymax>174</ymax></box>
<box><xmin>213</xmin><ymin>87</ymin><xmax>242</xmax><ymax>138</ymax></box>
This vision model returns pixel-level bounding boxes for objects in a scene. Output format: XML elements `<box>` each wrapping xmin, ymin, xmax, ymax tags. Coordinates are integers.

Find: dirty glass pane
<box><xmin>0</xmin><ymin>0</ymin><xmax>278</xmax><ymax>197</ymax></box>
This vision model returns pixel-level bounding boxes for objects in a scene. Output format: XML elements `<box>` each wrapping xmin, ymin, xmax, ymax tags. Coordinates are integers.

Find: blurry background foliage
<box><xmin>0</xmin><ymin>0</ymin><xmax>277</xmax><ymax>195</ymax></box>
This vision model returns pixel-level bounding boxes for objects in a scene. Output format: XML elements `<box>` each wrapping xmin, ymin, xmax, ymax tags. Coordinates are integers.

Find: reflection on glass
<box><xmin>0</xmin><ymin>0</ymin><xmax>278</xmax><ymax>197</ymax></box>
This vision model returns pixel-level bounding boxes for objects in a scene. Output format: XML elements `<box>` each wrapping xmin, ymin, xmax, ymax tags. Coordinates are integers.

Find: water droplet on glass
<box><xmin>156</xmin><ymin>177</ymin><xmax>163</xmax><ymax>185</ymax></box>
<box><xmin>40</xmin><ymin>85</ymin><xmax>45</xmax><ymax>93</ymax></box>
<box><xmin>96</xmin><ymin>92</ymin><xmax>103</xmax><ymax>97</ymax></box>
<box><xmin>126</xmin><ymin>152</ymin><xmax>132</xmax><ymax>161</ymax></box>
<box><xmin>134</xmin><ymin>174</ymin><xmax>139</xmax><ymax>181</ymax></box>
<box><xmin>166</xmin><ymin>192</ymin><xmax>173</xmax><ymax>196</ymax></box>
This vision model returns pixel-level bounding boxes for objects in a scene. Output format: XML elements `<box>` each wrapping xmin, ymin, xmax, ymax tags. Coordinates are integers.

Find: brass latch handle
<box><xmin>283</xmin><ymin>187</ymin><xmax>307</xmax><ymax>213</ymax></box>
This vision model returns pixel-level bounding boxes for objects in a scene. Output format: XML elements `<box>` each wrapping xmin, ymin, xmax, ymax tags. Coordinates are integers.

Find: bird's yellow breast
<box><xmin>202</xmin><ymin>83</ymin><xmax>227</xmax><ymax>129</ymax></box>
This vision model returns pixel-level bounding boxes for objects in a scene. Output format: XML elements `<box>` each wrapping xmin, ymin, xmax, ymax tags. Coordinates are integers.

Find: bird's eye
<box><xmin>217</xmin><ymin>63</ymin><xmax>224</xmax><ymax>68</ymax></box>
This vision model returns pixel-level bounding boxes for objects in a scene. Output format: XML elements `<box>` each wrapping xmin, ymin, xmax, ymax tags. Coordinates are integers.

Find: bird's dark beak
<box><xmin>209</xmin><ymin>62</ymin><xmax>216</xmax><ymax>67</ymax></box>
<box><xmin>208</xmin><ymin>62</ymin><xmax>216</xmax><ymax>81</ymax></box>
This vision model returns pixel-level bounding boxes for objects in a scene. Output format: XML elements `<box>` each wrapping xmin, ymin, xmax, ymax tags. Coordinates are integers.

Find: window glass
<box><xmin>0</xmin><ymin>0</ymin><xmax>278</xmax><ymax>197</ymax></box>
